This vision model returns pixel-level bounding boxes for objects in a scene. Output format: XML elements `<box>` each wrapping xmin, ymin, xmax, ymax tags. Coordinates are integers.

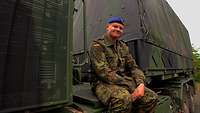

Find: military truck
<box><xmin>0</xmin><ymin>0</ymin><xmax>195</xmax><ymax>113</ymax></box>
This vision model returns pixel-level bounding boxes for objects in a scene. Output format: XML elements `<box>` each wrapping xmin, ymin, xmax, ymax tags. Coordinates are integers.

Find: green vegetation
<box><xmin>192</xmin><ymin>46</ymin><xmax>200</xmax><ymax>82</ymax></box>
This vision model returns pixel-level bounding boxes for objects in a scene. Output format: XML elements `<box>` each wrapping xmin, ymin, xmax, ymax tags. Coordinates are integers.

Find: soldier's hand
<box><xmin>131</xmin><ymin>83</ymin><xmax>144</xmax><ymax>101</ymax></box>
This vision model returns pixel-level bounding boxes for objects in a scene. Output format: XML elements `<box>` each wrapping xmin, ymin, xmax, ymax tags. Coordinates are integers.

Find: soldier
<box><xmin>89</xmin><ymin>16</ymin><xmax>158</xmax><ymax>113</ymax></box>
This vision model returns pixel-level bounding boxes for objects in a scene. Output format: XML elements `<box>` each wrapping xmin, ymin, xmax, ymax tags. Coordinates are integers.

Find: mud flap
<box><xmin>155</xmin><ymin>95</ymin><xmax>174</xmax><ymax>113</ymax></box>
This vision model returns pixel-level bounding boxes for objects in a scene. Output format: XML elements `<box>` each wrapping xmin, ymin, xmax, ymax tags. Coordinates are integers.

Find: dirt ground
<box><xmin>194</xmin><ymin>82</ymin><xmax>200</xmax><ymax>113</ymax></box>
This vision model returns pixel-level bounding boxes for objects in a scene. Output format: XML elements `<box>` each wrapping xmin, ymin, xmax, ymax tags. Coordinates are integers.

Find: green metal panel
<box><xmin>0</xmin><ymin>0</ymin><xmax>73</xmax><ymax>112</ymax></box>
<box><xmin>66</xmin><ymin>0</ymin><xmax>74</xmax><ymax>105</ymax></box>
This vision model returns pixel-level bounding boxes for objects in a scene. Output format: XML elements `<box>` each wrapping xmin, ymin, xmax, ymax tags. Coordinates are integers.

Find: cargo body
<box><xmin>74</xmin><ymin>0</ymin><xmax>193</xmax><ymax>79</ymax></box>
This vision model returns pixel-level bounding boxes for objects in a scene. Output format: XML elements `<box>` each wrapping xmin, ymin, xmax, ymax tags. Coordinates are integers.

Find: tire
<box><xmin>188</xmin><ymin>85</ymin><xmax>195</xmax><ymax>113</ymax></box>
<box><xmin>182</xmin><ymin>84</ymin><xmax>194</xmax><ymax>113</ymax></box>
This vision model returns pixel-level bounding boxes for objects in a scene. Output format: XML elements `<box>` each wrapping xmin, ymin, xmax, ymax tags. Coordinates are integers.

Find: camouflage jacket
<box><xmin>89</xmin><ymin>34</ymin><xmax>145</xmax><ymax>90</ymax></box>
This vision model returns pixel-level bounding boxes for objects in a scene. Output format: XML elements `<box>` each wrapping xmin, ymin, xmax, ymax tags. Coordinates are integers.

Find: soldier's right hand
<box><xmin>131</xmin><ymin>83</ymin><xmax>144</xmax><ymax>101</ymax></box>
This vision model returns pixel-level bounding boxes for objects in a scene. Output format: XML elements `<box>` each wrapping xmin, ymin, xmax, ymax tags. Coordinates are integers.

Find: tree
<box><xmin>192</xmin><ymin>46</ymin><xmax>200</xmax><ymax>82</ymax></box>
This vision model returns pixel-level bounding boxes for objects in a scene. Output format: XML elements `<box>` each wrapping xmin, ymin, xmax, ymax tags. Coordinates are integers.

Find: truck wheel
<box><xmin>182</xmin><ymin>84</ymin><xmax>194</xmax><ymax>113</ymax></box>
<box><xmin>188</xmin><ymin>85</ymin><xmax>195</xmax><ymax>113</ymax></box>
<box><xmin>182</xmin><ymin>100</ymin><xmax>190</xmax><ymax>113</ymax></box>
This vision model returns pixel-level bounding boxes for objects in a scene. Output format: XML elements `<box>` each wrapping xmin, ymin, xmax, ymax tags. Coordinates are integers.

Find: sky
<box><xmin>166</xmin><ymin>0</ymin><xmax>200</xmax><ymax>49</ymax></box>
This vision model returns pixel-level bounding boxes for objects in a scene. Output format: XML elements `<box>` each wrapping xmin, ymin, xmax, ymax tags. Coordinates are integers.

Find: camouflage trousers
<box><xmin>95</xmin><ymin>82</ymin><xmax>158</xmax><ymax>113</ymax></box>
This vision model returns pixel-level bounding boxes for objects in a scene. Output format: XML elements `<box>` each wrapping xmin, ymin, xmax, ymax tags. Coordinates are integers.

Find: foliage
<box><xmin>192</xmin><ymin>46</ymin><xmax>200</xmax><ymax>82</ymax></box>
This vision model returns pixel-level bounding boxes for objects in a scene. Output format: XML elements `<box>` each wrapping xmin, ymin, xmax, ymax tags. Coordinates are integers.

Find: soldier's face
<box><xmin>106</xmin><ymin>23</ymin><xmax>124</xmax><ymax>40</ymax></box>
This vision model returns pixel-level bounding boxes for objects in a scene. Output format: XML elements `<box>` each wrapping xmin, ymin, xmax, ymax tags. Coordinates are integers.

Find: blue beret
<box><xmin>107</xmin><ymin>16</ymin><xmax>125</xmax><ymax>25</ymax></box>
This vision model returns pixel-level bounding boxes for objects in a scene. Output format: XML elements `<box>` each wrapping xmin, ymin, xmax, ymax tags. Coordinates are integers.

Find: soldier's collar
<box><xmin>103</xmin><ymin>34</ymin><xmax>118</xmax><ymax>46</ymax></box>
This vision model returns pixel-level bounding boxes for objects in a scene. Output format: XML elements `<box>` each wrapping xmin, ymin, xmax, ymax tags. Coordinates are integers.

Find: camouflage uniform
<box><xmin>89</xmin><ymin>34</ymin><xmax>158</xmax><ymax>113</ymax></box>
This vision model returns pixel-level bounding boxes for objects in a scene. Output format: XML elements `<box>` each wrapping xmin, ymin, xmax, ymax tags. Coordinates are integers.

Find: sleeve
<box><xmin>123</xmin><ymin>43</ymin><xmax>145</xmax><ymax>86</ymax></box>
<box><xmin>89</xmin><ymin>42</ymin><xmax>124</xmax><ymax>84</ymax></box>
